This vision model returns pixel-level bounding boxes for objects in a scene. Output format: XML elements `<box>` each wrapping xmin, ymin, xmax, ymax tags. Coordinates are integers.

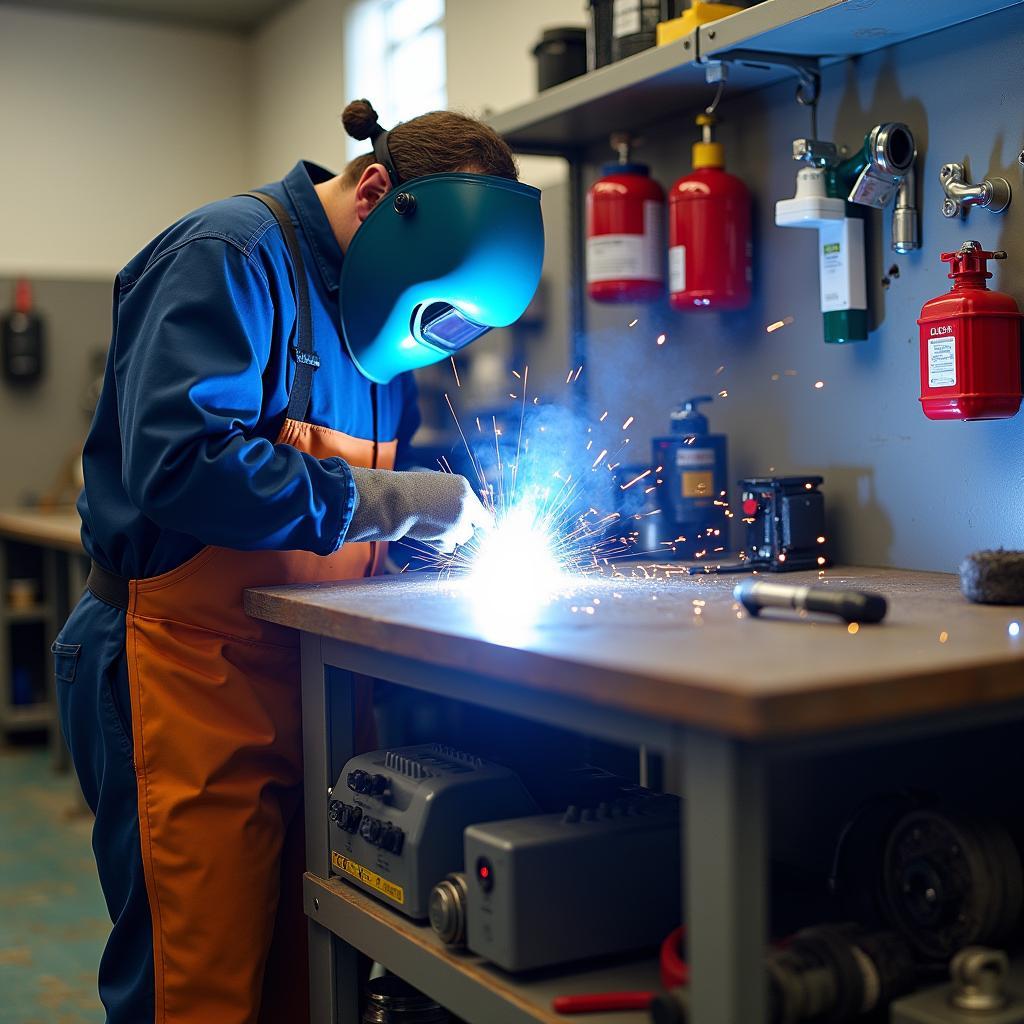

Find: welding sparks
<box><xmin>766</xmin><ymin>316</ymin><xmax>794</xmax><ymax>333</ymax></box>
<box><xmin>622</xmin><ymin>416</ymin><xmax>634</xmax><ymax>430</ymax></box>
<box><xmin>814</xmin><ymin>380</ymin><xmax>825</xmax><ymax>389</ymax></box>
<box><xmin>656</xmin><ymin>334</ymin><xmax>666</xmax><ymax>346</ymax></box>
<box><xmin>450</xmin><ymin>357</ymin><xmax>462</xmax><ymax>387</ymax></box>
<box><xmin>628</xmin><ymin>319</ymin><xmax>638</xmax><ymax>328</ymax></box>
<box><xmin>620</xmin><ymin>469</ymin><xmax>651</xmax><ymax>491</ymax></box>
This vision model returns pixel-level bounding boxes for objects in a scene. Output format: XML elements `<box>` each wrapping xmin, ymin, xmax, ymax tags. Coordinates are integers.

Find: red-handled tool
<box><xmin>552</xmin><ymin>991</ymin><xmax>654</xmax><ymax>1014</ymax></box>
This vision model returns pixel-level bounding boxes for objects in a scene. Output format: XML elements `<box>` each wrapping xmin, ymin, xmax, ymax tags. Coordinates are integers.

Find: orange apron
<box><xmin>123</xmin><ymin>193</ymin><xmax>395</xmax><ymax>1023</ymax></box>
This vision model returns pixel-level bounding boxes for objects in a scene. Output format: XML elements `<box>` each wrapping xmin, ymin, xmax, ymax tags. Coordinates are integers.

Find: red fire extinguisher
<box><xmin>586</xmin><ymin>134</ymin><xmax>665</xmax><ymax>303</ymax></box>
<box><xmin>918</xmin><ymin>241</ymin><xmax>1023</xmax><ymax>421</ymax></box>
<box><xmin>669</xmin><ymin>114</ymin><xmax>751</xmax><ymax>311</ymax></box>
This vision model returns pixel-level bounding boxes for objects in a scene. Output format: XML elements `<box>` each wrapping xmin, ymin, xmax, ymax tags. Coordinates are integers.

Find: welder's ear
<box><xmin>354</xmin><ymin>164</ymin><xmax>393</xmax><ymax>222</ymax></box>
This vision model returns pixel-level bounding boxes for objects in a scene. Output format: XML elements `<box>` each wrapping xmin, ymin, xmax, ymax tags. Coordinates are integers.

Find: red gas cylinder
<box><xmin>586</xmin><ymin>135</ymin><xmax>665</xmax><ymax>304</ymax></box>
<box><xmin>918</xmin><ymin>241</ymin><xmax>1023</xmax><ymax>421</ymax></box>
<box><xmin>669</xmin><ymin>114</ymin><xmax>751</xmax><ymax>311</ymax></box>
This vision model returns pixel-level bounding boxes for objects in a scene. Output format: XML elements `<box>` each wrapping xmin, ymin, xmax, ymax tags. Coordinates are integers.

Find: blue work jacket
<box><xmin>78</xmin><ymin>161</ymin><xmax>419</xmax><ymax>580</ymax></box>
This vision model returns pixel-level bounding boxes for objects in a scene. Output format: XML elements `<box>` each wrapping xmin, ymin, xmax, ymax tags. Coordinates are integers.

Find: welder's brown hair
<box><xmin>341</xmin><ymin>99</ymin><xmax>518</xmax><ymax>184</ymax></box>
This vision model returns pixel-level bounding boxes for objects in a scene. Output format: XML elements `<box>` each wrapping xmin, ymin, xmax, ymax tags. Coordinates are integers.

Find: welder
<box><xmin>51</xmin><ymin>99</ymin><xmax>544</xmax><ymax>1023</ymax></box>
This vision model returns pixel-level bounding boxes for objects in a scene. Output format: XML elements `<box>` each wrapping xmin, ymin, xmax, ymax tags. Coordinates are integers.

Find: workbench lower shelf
<box><xmin>303</xmin><ymin>873</ymin><xmax>661</xmax><ymax>1024</ymax></box>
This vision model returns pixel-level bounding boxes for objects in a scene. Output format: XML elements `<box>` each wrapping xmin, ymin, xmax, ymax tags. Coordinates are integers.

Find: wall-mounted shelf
<box><xmin>488</xmin><ymin>0</ymin><xmax>1024</xmax><ymax>151</ymax></box>
<box><xmin>700</xmin><ymin>0</ymin><xmax>1024</xmax><ymax>61</ymax></box>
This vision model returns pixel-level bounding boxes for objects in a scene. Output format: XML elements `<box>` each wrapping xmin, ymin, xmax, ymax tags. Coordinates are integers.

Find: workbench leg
<box><xmin>301</xmin><ymin>632</ymin><xmax>361</xmax><ymax>1024</ymax></box>
<box><xmin>679</xmin><ymin>729</ymin><xmax>769</xmax><ymax>1024</ymax></box>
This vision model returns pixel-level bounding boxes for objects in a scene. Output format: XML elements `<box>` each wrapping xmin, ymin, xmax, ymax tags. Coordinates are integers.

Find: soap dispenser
<box><xmin>652</xmin><ymin>395</ymin><xmax>728</xmax><ymax>554</ymax></box>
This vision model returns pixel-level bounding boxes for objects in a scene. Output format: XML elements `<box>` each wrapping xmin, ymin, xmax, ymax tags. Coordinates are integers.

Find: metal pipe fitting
<box><xmin>892</xmin><ymin>161</ymin><xmax>919</xmax><ymax>253</ymax></box>
<box><xmin>940</xmin><ymin>162</ymin><xmax>1012</xmax><ymax>217</ymax></box>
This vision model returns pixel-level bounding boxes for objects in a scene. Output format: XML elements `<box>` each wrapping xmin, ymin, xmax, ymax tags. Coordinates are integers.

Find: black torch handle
<box><xmin>733</xmin><ymin>579</ymin><xmax>888</xmax><ymax>624</ymax></box>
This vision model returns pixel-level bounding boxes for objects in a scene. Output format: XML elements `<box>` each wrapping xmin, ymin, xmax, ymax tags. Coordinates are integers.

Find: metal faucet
<box><xmin>892</xmin><ymin>162</ymin><xmax>919</xmax><ymax>254</ymax></box>
<box><xmin>791</xmin><ymin>124</ymin><xmax>919</xmax><ymax>252</ymax></box>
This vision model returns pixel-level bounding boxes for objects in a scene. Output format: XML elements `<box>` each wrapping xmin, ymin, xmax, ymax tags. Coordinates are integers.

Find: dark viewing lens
<box><xmin>415</xmin><ymin>302</ymin><xmax>490</xmax><ymax>352</ymax></box>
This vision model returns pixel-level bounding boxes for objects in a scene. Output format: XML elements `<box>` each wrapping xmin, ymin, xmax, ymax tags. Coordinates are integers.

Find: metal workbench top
<box><xmin>245</xmin><ymin>565</ymin><xmax>1024</xmax><ymax>740</ymax></box>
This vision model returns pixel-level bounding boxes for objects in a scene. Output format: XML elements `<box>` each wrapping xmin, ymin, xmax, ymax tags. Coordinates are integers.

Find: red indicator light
<box><xmin>742</xmin><ymin>498</ymin><xmax>758</xmax><ymax>516</ymax></box>
<box><xmin>476</xmin><ymin>856</ymin><xmax>494</xmax><ymax>892</ymax></box>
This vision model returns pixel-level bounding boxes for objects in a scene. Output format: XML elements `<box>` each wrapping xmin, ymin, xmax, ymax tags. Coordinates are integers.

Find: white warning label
<box><xmin>928</xmin><ymin>337</ymin><xmax>957</xmax><ymax>388</ymax></box>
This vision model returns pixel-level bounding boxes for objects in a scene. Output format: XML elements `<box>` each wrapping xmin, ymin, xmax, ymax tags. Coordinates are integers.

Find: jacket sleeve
<box><xmin>115</xmin><ymin>236</ymin><xmax>354</xmax><ymax>554</ymax></box>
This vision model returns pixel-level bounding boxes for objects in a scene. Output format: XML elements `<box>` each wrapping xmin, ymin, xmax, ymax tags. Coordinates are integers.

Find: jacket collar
<box><xmin>283</xmin><ymin>160</ymin><xmax>343</xmax><ymax>294</ymax></box>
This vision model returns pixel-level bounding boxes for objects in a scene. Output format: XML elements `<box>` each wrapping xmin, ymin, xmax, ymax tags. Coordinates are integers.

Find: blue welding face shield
<box><xmin>339</xmin><ymin>171</ymin><xmax>545</xmax><ymax>384</ymax></box>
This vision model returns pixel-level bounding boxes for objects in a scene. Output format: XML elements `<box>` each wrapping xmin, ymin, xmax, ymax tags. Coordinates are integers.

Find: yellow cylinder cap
<box><xmin>693</xmin><ymin>114</ymin><xmax>724</xmax><ymax>169</ymax></box>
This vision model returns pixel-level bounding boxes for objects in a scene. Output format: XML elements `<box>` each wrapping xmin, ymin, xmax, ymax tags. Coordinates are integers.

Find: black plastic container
<box><xmin>587</xmin><ymin>0</ymin><xmax>614</xmax><ymax>69</ymax></box>
<box><xmin>532</xmin><ymin>27</ymin><xmax>587</xmax><ymax>92</ymax></box>
<box><xmin>611</xmin><ymin>0</ymin><xmax>661</xmax><ymax>60</ymax></box>
<box><xmin>362</xmin><ymin>976</ymin><xmax>449</xmax><ymax>1024</ymax></box>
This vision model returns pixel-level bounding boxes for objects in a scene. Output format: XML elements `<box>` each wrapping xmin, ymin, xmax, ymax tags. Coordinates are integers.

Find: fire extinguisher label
<box><xmin>613</xmin><ymin>0</ymin><xmax>641</xmax><ymax>37</ymax></box>
<box><xmin>927</xmin><ymin>336</ymin><xmax>957</xmax><ymax>388</ymax></box>
<box><xmin>669</xmin><ymin>245</ymin><xmax>686</xmax><ymax>293</ymax></box>
<box><xmin>586</xmin><ymin>200</ymin><xmax>664</xmax><ymax>283</ymax></box>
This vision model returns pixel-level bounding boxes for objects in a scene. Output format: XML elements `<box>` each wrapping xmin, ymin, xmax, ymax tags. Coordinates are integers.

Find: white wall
<box><xmin>445</xmin><ymin>0</ymin><xmax>585</xmax><ymax>188</ymax></box>
<box><xmin>247</xmin><ymin>0</ymin><xmax>349</xmax><ymax>186</ymax></box>
<box><xmin>0</xmin><ymin>5</ymin><xmax>249</xmax><ymax>279</ymax></box>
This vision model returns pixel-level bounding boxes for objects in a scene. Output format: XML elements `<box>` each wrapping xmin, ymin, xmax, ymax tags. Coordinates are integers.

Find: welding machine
<box><xmin>740</xmin><ymin>475</ymin><xmax>829</xmax><ymax>571</ymax></box>
<box><xmin>328</xmin><ymin>743</ymin><xmax>538</xmax><ymax>919</ymax></box>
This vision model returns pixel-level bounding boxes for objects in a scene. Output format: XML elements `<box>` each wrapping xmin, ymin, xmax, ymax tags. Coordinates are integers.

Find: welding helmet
<box><xmin>339</xmin><ymin>118</ymin><xmax>544</xmax><ymax>384</ymax></box>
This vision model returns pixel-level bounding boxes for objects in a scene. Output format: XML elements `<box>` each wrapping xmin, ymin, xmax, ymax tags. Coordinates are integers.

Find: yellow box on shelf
<box><xmin>656</xmin><ymin>1</ymin><xmax>745</xmax><ymax>46</ymax></box>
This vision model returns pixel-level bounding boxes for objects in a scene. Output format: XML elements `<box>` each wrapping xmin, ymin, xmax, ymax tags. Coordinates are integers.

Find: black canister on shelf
<box><xmin>362</xmin><ymin>976</ymin><xmax>450</xmax><ymax>1024</ymax></box>
<box><xmin>587</xmin><ymin>0</ymin><xmax>614</xmax><ymax>69</ymax></box>
<box><xmin>611</xmin><ymin>0</ymin><xmax>661</xmax><ymax>60</ymax></box>
<box><xmin>532</xmin><ymin>27</ymin><xmax>588</xmax><ymax>91</ymax></box>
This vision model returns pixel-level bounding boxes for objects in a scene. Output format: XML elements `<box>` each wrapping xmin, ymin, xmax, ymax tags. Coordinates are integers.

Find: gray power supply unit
<box><xmin>328</xmin><ymin>743</ymin><xmax>537</xmax><ymax>919</ymax></box>
<box><xmin>459</xmin><ymin>792</ymin><xmax>681</xmax><ymax>971</ymax></box>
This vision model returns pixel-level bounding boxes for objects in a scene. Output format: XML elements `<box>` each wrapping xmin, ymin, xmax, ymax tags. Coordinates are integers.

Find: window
<box><xmin>344</xmin><ymin>0</ymin><xmax>446</xmax><ymax>161</ymax></box>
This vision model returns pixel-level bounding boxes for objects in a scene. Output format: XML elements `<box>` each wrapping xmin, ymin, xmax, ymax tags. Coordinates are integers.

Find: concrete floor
<box><xmin>0</xmin><ymin>745</ymin><xmax>106</xmax><ymax>1024</ymax></box>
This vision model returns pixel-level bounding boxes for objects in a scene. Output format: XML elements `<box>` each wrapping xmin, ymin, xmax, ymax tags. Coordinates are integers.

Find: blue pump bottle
<box><xmin>652</xmin><ymin>395</ymin><xmax>728</xmax><ymax>557</ymax></box>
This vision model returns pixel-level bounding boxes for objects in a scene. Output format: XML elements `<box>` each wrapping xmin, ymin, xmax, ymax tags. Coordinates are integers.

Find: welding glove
<box><xmin>346</xmin><ymin>467</ymin><xmax>492</xmax><ymax>553</ymax></box>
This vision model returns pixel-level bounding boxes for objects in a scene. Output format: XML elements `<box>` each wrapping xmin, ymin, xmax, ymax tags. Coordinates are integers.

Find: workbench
<box><xmin>0</xmin><ymin>508</ymin><xmax>85</xmax><ymax>765</ymax></box>
<box><xmin>245</xmin><ymin>565</ymin><xmax>1024</xmax><ymax>1024</ymax></box>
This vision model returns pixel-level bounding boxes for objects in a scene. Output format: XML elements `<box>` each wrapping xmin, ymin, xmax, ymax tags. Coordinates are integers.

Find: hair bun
<box><xmin>342</xmin><ymin>99</ymin><xmax>380</xmax><ymax>141</ymax></box>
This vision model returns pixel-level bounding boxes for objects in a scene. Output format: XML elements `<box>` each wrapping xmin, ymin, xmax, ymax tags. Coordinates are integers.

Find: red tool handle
<box><xmin>552</xmin><ymin>991</ymin><xmax>654</xmax><ymax>1014</ymax></box>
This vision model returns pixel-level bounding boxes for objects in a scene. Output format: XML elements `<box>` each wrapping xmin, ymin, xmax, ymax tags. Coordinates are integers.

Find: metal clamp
<box><xmin>950</xmin><ymin>947</ymin><xmax>1010</xmax><ymax>1012</ymax></box>
<box><xmin>940</xmin><ymin>162</ymin><xmax>1012</xmax><ymax>218</ymax></box>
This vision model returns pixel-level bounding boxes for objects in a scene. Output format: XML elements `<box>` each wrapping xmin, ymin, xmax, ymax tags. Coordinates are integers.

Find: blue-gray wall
<box><xmin>581</xmin><ymin>5</ymin><xmax>1024</xmax><ymax>571</ymax></box>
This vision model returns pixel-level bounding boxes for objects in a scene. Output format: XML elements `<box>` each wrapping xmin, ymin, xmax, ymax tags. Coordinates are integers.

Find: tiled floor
<box><xmin>0</xmin><ymin>746</ymin><xmax>106</xmax><ymax>1024</ymax></box>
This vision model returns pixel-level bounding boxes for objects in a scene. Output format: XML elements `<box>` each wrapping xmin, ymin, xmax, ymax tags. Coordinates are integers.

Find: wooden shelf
<box><xmin>487</xmin><ymin>0</ymin><xmax>1024</xmax><ymax>151</ymax></box>
<box><xmin>304</xmin><ymin>873</ymin><xmax>662</xmax><ymax>1024</ymax></box>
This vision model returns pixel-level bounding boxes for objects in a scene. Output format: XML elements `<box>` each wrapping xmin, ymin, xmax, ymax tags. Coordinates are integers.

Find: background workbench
<box><xmin>246</xmin><ymin>565</ymin><xmax>1024</xmax><ymax>1024</ymax></box>
<box><xmin>0</xmin><ymin>507</ymin><xmax>85</xmax><ymax>766</ymax></box>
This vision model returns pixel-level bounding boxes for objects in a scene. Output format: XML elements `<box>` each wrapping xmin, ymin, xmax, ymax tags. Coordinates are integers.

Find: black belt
<box><xmin>87</xmin><ymin>561</ymin><xmax>130</xmax><ymax>611</ymax></box>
